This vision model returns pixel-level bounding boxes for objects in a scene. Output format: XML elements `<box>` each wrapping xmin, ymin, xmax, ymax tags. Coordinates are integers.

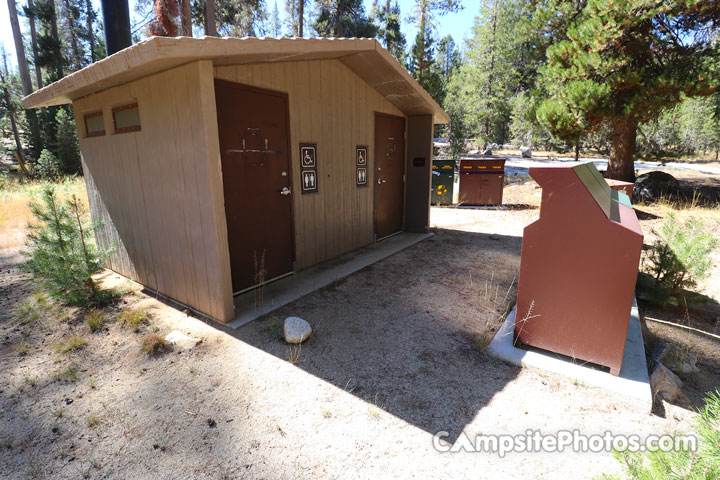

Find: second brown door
<box><xmin>215</xmin><ymin>80</ymin><xmax>294</xmax><ymax>293</ymax></box>
<box><xmin>374</xmin><ymin>113</ymin><xmax>406</xmax><ymax>239</ymax></box>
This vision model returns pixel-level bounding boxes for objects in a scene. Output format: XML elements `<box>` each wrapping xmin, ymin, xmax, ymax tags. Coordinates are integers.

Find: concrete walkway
<box><xmin>229</xmin><ymin>232</ymin><xmax>433</xmax><ymax>328</ymax></box>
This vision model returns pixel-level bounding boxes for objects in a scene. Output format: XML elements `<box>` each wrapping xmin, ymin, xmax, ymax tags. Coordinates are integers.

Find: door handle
<box><xmin>280</xmin><ymin>187</ymin><xmax>291</xmax><ymax>196</ymax></box>
<box><xmin>377</xmin><ymin>179</ymin><xmax>386</xmax><ymax>184</ymax></box>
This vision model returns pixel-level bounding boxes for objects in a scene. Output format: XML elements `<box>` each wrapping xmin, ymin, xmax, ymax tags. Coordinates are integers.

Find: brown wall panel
<box><xmin>74</xmin><ymin>60</ymin><xmax>234</xmax><ymax>321</ymax></box>
<box><xmin>214</xmin><ymin>59</ymin><xmax>405</xmax><ymax>270</ymax></box>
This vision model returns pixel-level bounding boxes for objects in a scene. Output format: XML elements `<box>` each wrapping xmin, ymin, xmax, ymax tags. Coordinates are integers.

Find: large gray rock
<box><xmin>284</xmin><ymin>317</ymin><xmax>312</xmax><ymax>344</ymax></box>
<box><xmin>657</xmin><ymin>343</ymin><xmax>700</xmax><ymax>375</ymax></box>
<box><xmin>482</xmin><ymin>147</ymin><xmax>493</xmax><ymax>156</ymax></box>
<box><xmin>520</xmin><ymin>146</ymin><xmax>532</xmax><ymax>158</ymax></box>
<box><xmin>650</xmin><ymin>362</ymin><xmax>690</xmax><ymax>406</ymax></box>
<box><xmin>633</xmin><ymin>171</ymin><xmax>680</xmax><ymax>203</ymax></box>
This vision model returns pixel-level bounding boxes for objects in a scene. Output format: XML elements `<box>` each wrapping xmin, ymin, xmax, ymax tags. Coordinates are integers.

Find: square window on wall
<box><xmin>112</xmin><ymin>103</ymin><xmax>141</xmax><ymax>133</ymax></box>
<box><xmin>84</xmin><ymin>111</ymin><xmax>105</xmax><ymax>137</ymax></box>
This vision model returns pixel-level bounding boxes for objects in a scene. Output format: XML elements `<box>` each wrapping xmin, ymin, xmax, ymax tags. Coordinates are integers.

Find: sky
<box><xmin>0</xmin><ymin>0</ymin><xmax>478</xmax><ymax>71</ymax></box>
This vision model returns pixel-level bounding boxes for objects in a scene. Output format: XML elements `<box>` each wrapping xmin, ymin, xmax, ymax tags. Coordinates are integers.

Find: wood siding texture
<box><xmin>74</xmin><ymin>60</ymin><xmax>234</xmax><ymax>322</ymax></box>
<box><xmin>214</xmin><ymin>59</ymin><xmax>405</xmax><ymax>269</ymax></box>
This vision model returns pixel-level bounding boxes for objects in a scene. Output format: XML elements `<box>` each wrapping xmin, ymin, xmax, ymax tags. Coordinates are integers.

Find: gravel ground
<box><xmin>0</xmin><ymin>191</ymin><xmax>706</xmax><ymax>480</ymax></box>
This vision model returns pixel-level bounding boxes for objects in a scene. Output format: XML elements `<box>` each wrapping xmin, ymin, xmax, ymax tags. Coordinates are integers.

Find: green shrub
<box><xmin>644</xmin><ymin>213</ymin><xmax>717</xmax><ymax>302</ymax></box>
<box><xmin>608</xmin><ymin>390</ymin><xmax>720</xmax><ymax>479</ymax></box>
<box><xmin>22</xmin><ymin>186</ymin><xmax>110</xmax><ymax>307</ymax></box>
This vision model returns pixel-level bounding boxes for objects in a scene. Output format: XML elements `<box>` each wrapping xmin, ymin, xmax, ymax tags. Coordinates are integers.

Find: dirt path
<box><xmin>0</xmin><ymin>200</ymin><xmax>703</xmax><ymax>480</ymax></box>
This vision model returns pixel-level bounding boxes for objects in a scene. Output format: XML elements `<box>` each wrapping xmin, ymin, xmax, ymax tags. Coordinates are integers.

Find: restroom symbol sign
<box><xmin>356</xmin><ymin>167</ymin><xmax>367</xmax><ymax>186</ymax></box>
<box><xmin>302</xmin><ymin>170</ymin><xmax>317</xmax><ymax>192</ymax></box>
<box><xmin>301</xmin><ymin>146</ymin><xmax>316</xmax><ymax>167</ymax></box>
<box><xmin>356</xmin><ymin>147</ymin><xmax>367</xmax><ymax>166</ymax></box>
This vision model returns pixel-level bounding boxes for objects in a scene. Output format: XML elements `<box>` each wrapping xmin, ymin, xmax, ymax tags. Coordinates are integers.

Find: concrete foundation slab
<box><xmin>229</xmin><ymin>232</ymin><xmax>433</xmax><ymax>329</ymax></box>
<box><xmin>487</xmin><ymin>298</ymin><xmax>652</xmax><ymax>411</ymax></box>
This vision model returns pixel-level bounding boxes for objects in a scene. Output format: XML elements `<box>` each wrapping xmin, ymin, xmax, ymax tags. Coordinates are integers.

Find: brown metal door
<box><xmin>215</xmin><ymin>80</ymin><xmax>293</xmax><ymax>293</ymax></box>
<box><xmin>374</xmin><ymin>113</ymin><xmax>406</xmax><ymax>239</ymax></box>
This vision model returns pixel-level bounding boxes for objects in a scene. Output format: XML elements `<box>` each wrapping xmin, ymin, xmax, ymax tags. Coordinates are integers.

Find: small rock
<box><xmin>284</xmin><ymin>317</ymin><xmax>312</xmax><ymax>344</ymax></box>
<box><xmin>650</xmin><ymin>362</ymin><xmax>691</xmax><ymax>406</ymax></box>
<box><xmin>164</xmin><ymin>330</ymin><xmax>200</xmax><ymax>350</ymax></box>
<box><xmin>520</xmin><ymin>146</ymin><xmax>532</xmax><ymax>158</ymax></box>
<box><xmin>207</xmin><ymin>418</ymin><xmax>217</xmax><ymax>428</ymax></box>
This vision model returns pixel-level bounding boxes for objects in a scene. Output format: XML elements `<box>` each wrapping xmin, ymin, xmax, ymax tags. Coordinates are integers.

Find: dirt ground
<box><xmin>3</xmin><ymin>177</ymin><xmax>718</xmax><ymax>479</ymax></box>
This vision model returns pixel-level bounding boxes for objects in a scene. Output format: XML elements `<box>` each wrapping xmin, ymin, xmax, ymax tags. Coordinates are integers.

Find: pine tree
<box><xmin>270</xmin><ymin>0</ymin><xmax>282</xmax><ymax>36</ymax></box>
<box><xmin>23</xmin><ymin>187</ymin><xmax>109</xmax><ymax>306</ymax></box>
<box><xmin>33</xmin><ymin>0</ymin><xmax>64</xmax><ymax>82</ymax></box>
<box><xmin>408</xmin><ymin>27</ymin><xmax>443</xmax><ymax>103</ymax></box>
<box><xmin>8</xmin><ymin>0</ymin><xmax>44</xmax><ymax>161</ymax></box>
<box><xmin>0</xmin><ymin>47</ymin><xmax>31</xmax><ymax>177</ymax></box>
<box><xmin>55</xmin><ymin>108</ymin><xmax>81</xmax><ymax>174</ymax></box>
<box><xmin>26</xmin><ymin>0</ymin><xmax>44</xmax><ymax>89</ymax></box>
<box><xmin>374</xmin><ymin>1</ymin><xmax>406</xmax><ymax>64</ymax></box>
<box><xmin>313</xmin><ymin>0</ymin><xmax>377</xmax><ymax>38</ymax></box>
<box><xmin>407</xmin><ymin>0</ymin><xmax>461</xmax><ymax>105</ymax></box>
<box><xmin>282</xmin><ymin>0</ymin><xmax>306</xmax><ymax>36</ymax></box>
<box><xmin>535</xmin><ymin>0</ymin><xmax>720</xmax><ymax>181</ymax></box>
<box><xmin>35</xmin><ymin>148</ymin><xmax>61</xmax><ymax>178</ymax></box>
<box><xmin>447</xmin><ymin>0</ymin><xmax>536</xmax><ymax>145</ymax></box>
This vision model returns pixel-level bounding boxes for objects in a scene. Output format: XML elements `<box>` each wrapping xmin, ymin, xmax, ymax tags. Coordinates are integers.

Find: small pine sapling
<box><xmin>645</xmin><ymin>213</ymin><xmax>718</xmax><ymax>301</ymax></box>
<box><xmin>23</xmin><ymin>186</ymin><xmax>110</xmax><ymax>306</ymax></box>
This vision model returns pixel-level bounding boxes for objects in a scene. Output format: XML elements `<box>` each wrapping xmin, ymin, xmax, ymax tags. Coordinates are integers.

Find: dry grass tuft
<box><xmin>85</xmin><ymin>310</ymin><xmax>106</xmax><ymax>332</ymax></box>
<box><xmin>54</xmin><ymin>335</ymin><xmax>87</xmax><ymax>354</ymax></box>
<box><xmin>288</xmin><ymin>344</ymin><xmax>302</xmax><ymax>365</ymax></box>
<box><xmin>117</xmin><ymin>309</ymin><xmax>149</xmax><ymax>332</ymax></box>
<box><xmin>140</xmin><ymin>333</ymin><xmax>170</xmax><ymax>355</ymax></box>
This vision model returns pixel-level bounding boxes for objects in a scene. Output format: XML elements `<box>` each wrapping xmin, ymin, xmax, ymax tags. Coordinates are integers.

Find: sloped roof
<box><xmin>22</xmin><ymin>36</ymin><xmax>449</xmax><ymax>123</ymax></box>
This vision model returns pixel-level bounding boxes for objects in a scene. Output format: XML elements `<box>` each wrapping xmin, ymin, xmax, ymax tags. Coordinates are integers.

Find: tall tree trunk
<box><xmin>180</xmin><ymin>0</ymin><xmax>192</xmax><ymax>36</ymax></box>
<box><xmin>204</xmin><ymin>0</ymin><xmax>217</xmax><ymax>36</ymax></box>
<box><xmin>575</xmin><ymin>140</ymin><xmax>580</xmax><ymax>161</ymax></box>
<box><xmin>297</xmin><ymin>0</ymin><xmax>304</xmax><ymax>37</ymax></box>
<box><xmin>417</xmin><ymin>3</ymin><xmax>427</xmax><ymax>80</ymax></box>
<box><xmin>607</xmin><ymin>117</ymin><xmax>638</xmax><ymax>182</ymax></box>
<box><xmin>7</xmin><ymin>0</ymin><xmax>33</xmax><ymax>95</ymax></box>
<box><xmin>8</xmin><ymin>0</ymin><xmax>43</xmax><ymax>161</ymax></box>
<box><xmin>28</xmin><ymin>0</ymin><xmax>44</xmax><ymax>88</ymax></box>
<box><xmin>1</xmin><ymin>54</ymin><xmax>30</xmax><ymax>178</ymax></box>
<box><xmin>85</xmin><ymin>0</ymin><xmax>95</xmax><ymax>62</ymax></box>
<box><xmin>49</xmin><ymin>0</ymin><xmax>64</xmax><ymax>79</ymax></box>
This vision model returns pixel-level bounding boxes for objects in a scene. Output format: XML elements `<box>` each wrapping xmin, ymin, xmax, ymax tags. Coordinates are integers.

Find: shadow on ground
<box><xmin>225</xmin><ymin>228</ymin><xmax>523</xmax><ymax>442</ymax></box>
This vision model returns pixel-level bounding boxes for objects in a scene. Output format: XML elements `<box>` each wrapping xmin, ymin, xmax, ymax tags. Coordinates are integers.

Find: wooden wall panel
<box><xmin>213</xmin><ymin>59</ymin><xmax>404</xmax><ymax>270</ymax></box>
<box><xmin>74</xmin><ymin>60</ymin><xmax>234</xmax><ymax>322</ymax></box>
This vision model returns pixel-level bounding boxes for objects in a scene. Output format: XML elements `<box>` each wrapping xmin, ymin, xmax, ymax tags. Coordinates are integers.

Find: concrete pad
<box><xmin>229</xmin><ymin>232</ymin><xmax>433</xmax><ymax>329</ymax></box>
<box><xmin>487</xmin><ymin>298</ymin><xmax>652</xmax><ymax>411</ymax></box>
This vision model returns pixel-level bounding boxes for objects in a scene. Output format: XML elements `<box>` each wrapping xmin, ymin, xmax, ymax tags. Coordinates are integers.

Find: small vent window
<box><xmin>84</xmin><ymin>111</ymin><xmax>105</xmax><ymax>137</ymax></box>
<box><xmin>113</xmin><ymin>103</ymin><xmax>141</xmax><ymax>133</ymax></box>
